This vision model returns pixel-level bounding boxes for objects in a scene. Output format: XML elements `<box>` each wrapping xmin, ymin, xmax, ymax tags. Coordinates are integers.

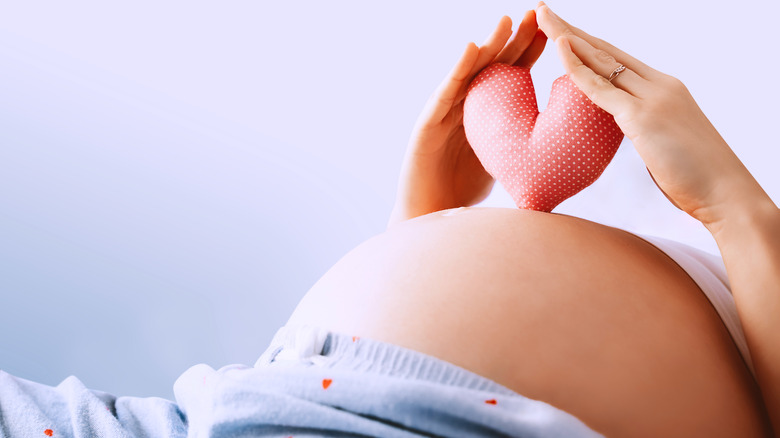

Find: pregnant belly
<box><xmin>286</xmin><ymin>207</ymin><xmax>770</xmax><ymax>437</ymax></box>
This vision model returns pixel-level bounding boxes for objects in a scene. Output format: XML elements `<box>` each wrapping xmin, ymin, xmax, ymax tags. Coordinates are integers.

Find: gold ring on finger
<box><xmin>608</xmin><ymin>64</ymin><xmax>626</xmax><ymax>82</ymax></box>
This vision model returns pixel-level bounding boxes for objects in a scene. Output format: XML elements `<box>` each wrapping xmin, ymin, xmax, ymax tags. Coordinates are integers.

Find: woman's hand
<box><xmin>388</xmin><ymin>11</ymin><xmax>547</xmax><ymax>227</ymax></box>
<box><xmin>534</xmin><ymin>2</ymin><xmax>775</xmax><ymax>230</ymax></box>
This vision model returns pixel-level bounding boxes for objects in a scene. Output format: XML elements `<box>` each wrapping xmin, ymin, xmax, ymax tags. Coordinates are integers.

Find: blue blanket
<box><xmin>0</xmin><ymin>328</ymin><xmax>603</xmax><ymax>437</ymax></box>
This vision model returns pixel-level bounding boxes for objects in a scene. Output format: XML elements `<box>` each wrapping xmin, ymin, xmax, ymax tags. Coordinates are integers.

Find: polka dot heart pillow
<box><xmin>463</xmin><ymin>63</ymin><xmax>624</xmax><ymax>212</ymax></box>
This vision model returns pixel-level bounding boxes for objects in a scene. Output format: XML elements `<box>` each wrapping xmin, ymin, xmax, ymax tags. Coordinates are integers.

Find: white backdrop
<box><xmin>1</xmin><ymin>0</ymin><xmax>778</xmax><ymax>399</ymax></box>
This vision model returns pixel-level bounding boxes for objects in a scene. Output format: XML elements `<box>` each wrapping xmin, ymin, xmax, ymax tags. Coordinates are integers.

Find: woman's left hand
<box><xmin>388</xmin><ymin>11</ymin><xmax>547</xmax><ymax>227</ymax></box>
<box><xmin>534</xmin><ymin>2</ymin><xmax>773</xmax><ymax>229</ymax></box>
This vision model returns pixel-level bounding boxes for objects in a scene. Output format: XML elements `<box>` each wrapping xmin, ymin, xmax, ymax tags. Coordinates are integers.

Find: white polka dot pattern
<box><xmin>463</xmin><ymin>63</ymin><xmax>624</xmax><ymax>212</ymax></box>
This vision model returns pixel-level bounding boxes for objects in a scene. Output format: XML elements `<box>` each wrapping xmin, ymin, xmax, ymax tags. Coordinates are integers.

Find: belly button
<box><xmin>442</xmin><ymin>207</ymin><xmax>469</xmax><ymax>217</ymax></box>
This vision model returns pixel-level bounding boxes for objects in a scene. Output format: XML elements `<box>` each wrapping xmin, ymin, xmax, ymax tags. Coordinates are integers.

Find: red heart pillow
<box><xmin>463</xmin><ymin>63</ymin><xmax>624</xmax><ymax>212</ymax></box>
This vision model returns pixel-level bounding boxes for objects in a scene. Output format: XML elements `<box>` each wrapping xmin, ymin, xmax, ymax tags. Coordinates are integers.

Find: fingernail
<box><xmin>544</xmin><ymin>5</ymin><xmax>560</xmax><ymax>20</ymax></box>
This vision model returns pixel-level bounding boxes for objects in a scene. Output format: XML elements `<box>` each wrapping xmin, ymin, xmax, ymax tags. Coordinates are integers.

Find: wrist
<box><xmin>694</xmin><ymin>158</ymin><xmax>776</xmax><ymax>231</ymax></box>
<box><xmin>704</xmin><ymin>193</ymin><xmax>779</xmax><ymax>246</ymax></box>
<box><xmin>388</xmin><ymin>203</ymin><xmax>413</xmax><ymax>228</ymax></box>
<box><xmin>388</xmin><ymin>200</ymin><xmax>444</xmax><ymax>228</ymax></box>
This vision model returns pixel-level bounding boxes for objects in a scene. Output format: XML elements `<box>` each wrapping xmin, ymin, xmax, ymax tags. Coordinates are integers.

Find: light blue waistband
<box><xmin>235</xmin><ymin>325</ymin><xmax>606</xmax><ymax>437</ymax></box>
<box><xmin>257</xmin><ymin>325</ymin><xmax>518</xmax><ymax>395</ymax></box>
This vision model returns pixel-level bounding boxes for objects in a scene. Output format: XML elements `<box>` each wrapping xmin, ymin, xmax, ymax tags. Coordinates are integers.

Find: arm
<box><xmin>708</xmin><ymin>195</ymin><xmax>780</xmax><ymax>431</ymax></box>
<box><xmin>534</xmin><ymin>2</ymin><xmax>779</xmax><ymax>432</ymax></box>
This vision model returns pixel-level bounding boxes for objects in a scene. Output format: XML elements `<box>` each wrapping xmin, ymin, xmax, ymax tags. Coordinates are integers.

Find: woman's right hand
<box><xmin>535</xmin><ymin>3</ymin><xmax>776</xmax><ymax>231</ymax></box>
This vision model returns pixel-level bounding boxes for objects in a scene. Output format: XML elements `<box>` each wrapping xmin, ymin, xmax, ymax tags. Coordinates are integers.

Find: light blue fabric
<box><xmin>0</xmin><ymin>371</ymin><xmax>185</xmax><ymax>438</ymax></box>
<box><xmin>0</xmin><ymin>326</ymin><xmax>603</xmax><ymax>437</ymax></box>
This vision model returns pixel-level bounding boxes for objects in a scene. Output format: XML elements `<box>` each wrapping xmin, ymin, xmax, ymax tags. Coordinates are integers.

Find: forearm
<box><xmin>707</xmin><ymin>193</ymin><xmax>780</xmax><ymax>432</ymax></box>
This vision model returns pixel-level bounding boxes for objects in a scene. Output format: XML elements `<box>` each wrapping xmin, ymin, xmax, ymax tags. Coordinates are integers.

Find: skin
<box><xmin>293</xmin><ymin>3</ymin><xmax>780</xmax><ymax>436</ymax></box>
<box><xmin>535</xmin><ymin>4</ymin><xmax>780</xmax><ymax>434</ymax></box>
<box><xmin>388</xmin><ymin>11</ymin><xmax>546</xmax><ymax>225</ymax></box>
<box><xmin>288</xmin><ymin>207</ymin><xmax>771</xmax><ymax>436</ymax></box>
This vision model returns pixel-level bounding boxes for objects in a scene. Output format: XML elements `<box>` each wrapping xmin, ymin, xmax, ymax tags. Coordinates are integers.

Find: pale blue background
<box><xmin>1</xmin><ymin>1</ymin><xmax>778</xmax><ymax>400</ymax></box>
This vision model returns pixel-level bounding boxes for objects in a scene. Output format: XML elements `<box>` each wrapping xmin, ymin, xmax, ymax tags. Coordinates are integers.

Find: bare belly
<box><xmin>287</xmin><ymin>207</ymin><xmax>771</xmax><ymax>437</ymax></box>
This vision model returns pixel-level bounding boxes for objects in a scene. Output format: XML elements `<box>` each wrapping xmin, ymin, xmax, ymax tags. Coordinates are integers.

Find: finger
<box><xmin>494</xmin><ymin>10</ymin><xmax>539</xmax><ymax>65</ymax></box>
<box><xmin>555</xmin><ymin>36</ymin><xmax>637</xmax><ymax>117</ymax></box>
<box><xmin>536</xmin><ymin>3</ymin><xmax>658</xmax><ymax>80</ymax></box>
<box><xmin>468</xmin><ymin>15</ymin><xmax>513</xmax><ymax>78</ymax></box>
<box><xmin>514</xmin><ymin>29</ymin><xmax>548</xmax><ymax>68</ymax></box>
<box><xmin>422</xmin><ymin>42</ymin><xmax>480</xmax><ymax>124</ymax></box>
<box><xmin>564</xmin><ymin>33</ymin><xmax>650</xmax><ymax>98</ymax></box>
